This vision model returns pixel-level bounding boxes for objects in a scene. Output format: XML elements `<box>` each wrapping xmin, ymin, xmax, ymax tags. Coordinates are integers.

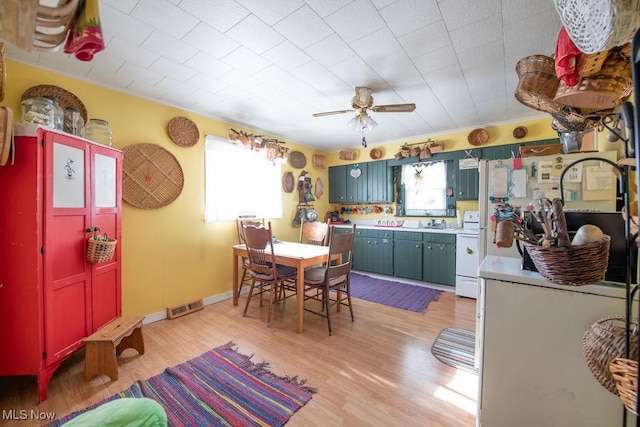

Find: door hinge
<box><xmin>43</xmin><ymin>351</ymin><xmax>47</xmax><ymax>359</ymax></box>
<box><xmin>40</xmin><ymin>246</ymin><xmax>45</xmax><ymax>254</ymax></box>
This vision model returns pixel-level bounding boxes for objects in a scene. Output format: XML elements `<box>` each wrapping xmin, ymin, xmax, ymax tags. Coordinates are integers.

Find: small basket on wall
<box><xmin>86</xmin><ymin>227</ymin><xmax>117</xmax><ymax>263</ymax></box>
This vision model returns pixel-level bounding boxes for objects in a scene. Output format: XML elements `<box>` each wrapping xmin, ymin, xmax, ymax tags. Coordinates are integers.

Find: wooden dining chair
<box><xmin>235</xmin><ymin>218</ymin><xmax>264</xmax><ymax>299</ymax></box>
<box><xmin>303</xmin><ymin>224</ymin><xmax>356</xmax><ymax>335</ymax></box>
<box><xmin>242</xmin><ymin>221</ymin><xmax>297</xmax><ymax>327</ymax></box>
<box><xmin>299</xmin><ymin>217</ymin><xmax>329</xmax><ymax>246</ymax></box>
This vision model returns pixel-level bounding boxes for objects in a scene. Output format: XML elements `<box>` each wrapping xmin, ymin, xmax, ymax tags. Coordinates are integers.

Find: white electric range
<box><xmin>455</xmin><ymin>211</ymin><xmax>480</xmax><ymax>299</ymax></box>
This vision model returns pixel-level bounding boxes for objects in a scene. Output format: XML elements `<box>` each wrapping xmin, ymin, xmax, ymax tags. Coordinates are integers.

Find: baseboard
<box><xmin>141</xmin><ymin>290</ymin><xmax>236</xmax><ymax>325</ymax></box>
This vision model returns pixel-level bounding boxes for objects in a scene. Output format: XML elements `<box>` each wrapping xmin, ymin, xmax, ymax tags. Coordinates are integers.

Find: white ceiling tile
<box><xmin>422</xmin><ymin>64</ymin><xmax>463</xmax><ymax>89</ymax></box>
<box><xmin>350</xmin><ymin>27</ymin><xmax>403</xmax><ymax>61</ymax></box>
<box><xmin>182</xmin><ymin>23</ymin><xmax>240</xmax><ymax>59</ymax></box>
<box><xmin>305</xmin><ymin>0</ymin><xmax>356</xmax><ymax>18</ymax></box>
<box><xmin>116</xmin><ymin>62</ymin><xmax>164</xmax><ymax>86</ymax></box>
<box><xmin>141</xmin><ymin>31</ymin><xmax>198</xmax><ymax>63</ymax></box>
<box><xmin>235</xmin><ymin>0</ymin><xmax>305</xmax><ymax>25</ymax></box>
<box><xmin>220</xmin><ymin>46</ymin><xmax>272</xmax><ymax>74</ymax></box>
<box><xmin>186</xmin><ymin>73</ymin><xmax>229</xmax><ymax>94</ymax></box>
<box><xmin>458</xmin><ymin>40</ymin><xmax>504</xmax><ymax>72</ymax></box>
<box><xmin>399</xmin><ymin>20</ymin><xmax>451</xmax><ymax>57</ymax></box>
<box><xmin>101</xmin><ymin>4</ymin><xmax>154</xmax><ymax>45</ymax></box>
<box><xmin>502</xmin><ymin>0</ymin><xmax>558</xmax><ymax>24</ymax></box>
<box><xmin>325</xmin><ymin>0</ymin><xmax>386</xmax><ymax>42</ymax></box>
<box><xmin>304</xmin><ymin>34</ymin><xmax>356</xmax><ymax>67</ymax></box>
<box><xmin>127</xmin><ymin>80</ymin><xmax>167</xmax><ymax>99</ymax></box>
<box><xmin>85</xmin><ymin>52</ymin><xmax>126</xmax><ymax>76</ymax></box>
<box><xmin>179</xmin><ymin>0</ymin><xmax>250</xmax><ymax>33</ymax></box>
<box><xmin>253</xmin><ymin>65</ymin><xmax>297</xmax><ymax>86</ymax></box>
<box><xmin>184</xmin><ymin>52</ymin><xmax>234</xmax><ymax>78</ymax></box>
<box><xmin>149</xmin><ymin>57</ymin><xmax>197</xmax><ymax>82</ymax></box>
<box><xmin>371</xmin><ymin>0</ymin><xmax>397</xmax><ymax>8</ymax></box>
<box><xmin>366</xmin><ymin>52</ymin><xmax>423</xmax><ymax>88</ymax></box>
<box><xmin>35</xmin><ymin>51</ymin><xmax>92</xmax><ymax>77</ymax></box>
<box><xmin>413</xmin><ymin>45</ymin><xmax>458</xmax><ymax>74</ymax></box>
<box><xmin>379</xmin><ymin>0</ymin><xmax>440</xmax><ymax>37</ymax></box>
<box><xmin>131</xmin><ymin>0</ymin><xmax>199</xmax><ymax>39</ymax></box>
<box><xmin>106</xmin><ymin>35</ymin><xmax>161</xmax><ymax>68</ymax></box>
<box><xmin>274</xmin><ymin>5</ymin><xmax>334</xmax><ymax>49</ymax></box>
<box><xmin>327</xmin><ymin>56</ymin><xmax>382</xmax><ymax>88</ymax></box>
<box><xmin>439</xmin><ymin>0</ymin><xmax>500</xmax><ymax>31</ymax></box>
<box><xmin>102</xmin><ymin>0</ymin><xmax>138</xmax><ymax>14</ymax></box>
<box><xmin>225</xmin><ymin>14</ymin><xmax>286</xmax><ymax>54</ymax></box>
<box><xmin>449</xmin><ymin>15</ymin><xmax>503</xmax><ymax>53</ymax></box>
<box><xmin>156</xmin><ymin>77</ymin><xmax>198</xmax><ymax>96</ymax></box>
<box><xmin>217</xmin><ymin>68</ymin><xmax>261</xmax><ymax>88</ymax></box>
<box><xmin>261</xmin><ymin>41</ymin><xmax>312</xmax><ymax>71</ymax></box>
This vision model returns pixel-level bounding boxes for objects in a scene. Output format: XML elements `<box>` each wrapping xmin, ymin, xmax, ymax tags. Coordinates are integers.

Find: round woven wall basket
<box><xmin>467</xmin><ymin>128</ymin><xmax>489</xmax><ymax>146</ymax></box>
<box><xmin>167</xmin><ymin>116</ymin><xmax>199</xmax><ymax>147</ymax></box>
<box><xmin>122</xmin><ymin>143</ymin><xmax>184</xmax><ymax>209</ymax></box>
<box><xmin>21</xmin><ymin>84</ymin><xmax>87</xmax><ymax>122</ymax></box>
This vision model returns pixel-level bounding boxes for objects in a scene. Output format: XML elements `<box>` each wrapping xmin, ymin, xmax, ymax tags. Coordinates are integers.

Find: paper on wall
<box><xmin>563</xmin><ymin>162</ymin><xmax>583</xmax><ymax>183</ymax></box>
<box><xmin>490</xmin><ymin>166</ymin><xmax>509</xmax><ymax>197</ymax></box>
<box><xmin>537</xmin><ymin>161</ymin><xmax>554</xmax><ymax>183</ymax></box>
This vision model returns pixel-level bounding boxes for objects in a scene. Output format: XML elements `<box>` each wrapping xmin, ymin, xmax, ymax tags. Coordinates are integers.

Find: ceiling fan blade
<box><xmin>312</xmin><ymin>109</ymin><xmax>354</xmax><ymax>117</ymax></box>
<box><xmin>370</xmin><ymin>103</ymin><xmax>416</xmax><ymax>113</ymax></box>
<box><xmin>354</xmin><ymin>86</ymin><xmax>373</xmax><ymax>107</ymax></box>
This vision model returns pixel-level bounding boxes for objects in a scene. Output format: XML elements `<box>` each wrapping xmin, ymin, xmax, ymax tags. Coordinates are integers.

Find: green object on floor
<box><xmin>61</xmin><ymin>398</ymin><xmax>167</xmax><ymax>427</ymax></box>
<box><xmin>431</xmin><ymin>327</ymin><xmax>478</xmax><ymax>374</ymax></box>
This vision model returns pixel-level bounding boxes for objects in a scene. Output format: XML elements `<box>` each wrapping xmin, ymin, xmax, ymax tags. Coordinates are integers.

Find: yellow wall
<box><xmin>3</xmin><ymin>60</ymin><xmax>625</xmax><ymax>316</ymax></box>
<box><xmin>4</xmin><ymin>61</ymin><xmax>330</xmax><ymax>316</ymax></box>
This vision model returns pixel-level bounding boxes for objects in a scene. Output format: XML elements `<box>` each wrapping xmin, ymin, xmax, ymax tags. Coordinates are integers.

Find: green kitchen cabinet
<box><xmin>393</xmin><ymin>231</ymin><xmax>423</xmax><ymax>280</ymax></box>
<box><xmin>422</xmin><ymin>233</ymin><xmax>456</xmax><ymax>286</ymax></box>
<box><xmin>366</xmin><ymin>160</ymin><xmax>392</xmax><ymax>202</ymax></box>
<box><xmin>353</xmin><ymin>228</ymin><xmax>393</xmax><ymax>275</ymax></box>
<box><xmin>329</xmin><ymin>166</ymin><xmax>347</xmax><ymax>203</ymax></box>
<box><xmin>329</xmin><ymin>161</ymin><xmax>392</xmax><ymax>204</ymax></box>
<box><xmin>455</xmin><ymin>149</ymin><xmax>481</xmax><ymax>201</ymax></box>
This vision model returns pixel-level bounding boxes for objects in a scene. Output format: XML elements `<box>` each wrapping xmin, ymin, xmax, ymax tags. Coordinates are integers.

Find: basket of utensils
<box><xmin>86</xmin><ymin>227</ymin><xmax>117</xmax><ymax>263</ymax></box>
<box><xmin>583</xmin><ymin>316</ymin><xmax>638</xmax><ymax>395</ymax></box>
<box><xmin>610</xmin><ymin>357</ymin><xmax>639</xmax><ymax>415</ymax></box>
<box><xmin>522</xmin><ymin>198</ymin><xmax>611</xmax><ymax>286</ymax></box>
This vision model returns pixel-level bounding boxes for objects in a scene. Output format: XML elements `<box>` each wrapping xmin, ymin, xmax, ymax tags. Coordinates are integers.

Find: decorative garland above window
<box><xmin>228</xmin><ymin>128</ymin><xmax>289</xmax><ymax>161</ymax></box>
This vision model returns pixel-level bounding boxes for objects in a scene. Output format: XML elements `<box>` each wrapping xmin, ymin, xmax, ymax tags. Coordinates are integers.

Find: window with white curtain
<box><xmin>204</xmin><ymin>135</ymin><xmax>282</xmax><ymax>222</ymax></box>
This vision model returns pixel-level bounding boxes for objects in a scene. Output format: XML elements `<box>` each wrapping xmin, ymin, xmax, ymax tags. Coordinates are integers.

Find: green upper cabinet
<box><xmin>366</xmin><ymin>161</ymin><xmax>392</xmax><ymax>202</ymax></box>
<box><xmin>329</xmin><ymin>166</ymin><xmax>347</xmax><ymax>203</ymax></box>
<box><xmin>329</xmin><ymin>161</ymin><xmax>392</xmax><ymax>204</ymax></box>
<box><xmin>455</xmin><ymin>149</ymin><xmax>481</xmax><ymax>201</ymax></box>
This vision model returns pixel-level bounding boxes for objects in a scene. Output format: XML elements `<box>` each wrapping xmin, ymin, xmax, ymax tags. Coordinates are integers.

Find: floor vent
<box><xmin>167</xmin><ymin>299</ymin><xmax>204</xmax><ymax>319</ymax></box>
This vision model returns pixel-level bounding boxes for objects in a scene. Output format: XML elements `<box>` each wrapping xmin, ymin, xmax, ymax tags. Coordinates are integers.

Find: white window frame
<box><xmin>204</xmin><ymin>135</ymin><xmax>283</xmax><ymax>222</ymax></box>
<box><xmin>401</xmin><ymin>161</ymin><xmax>447</xmax><ymax>215</ymax></box>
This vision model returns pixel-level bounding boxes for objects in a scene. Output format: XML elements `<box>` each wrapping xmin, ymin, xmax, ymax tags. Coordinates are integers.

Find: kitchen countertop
<box><xmin>479</xmin><ymin>255</ymin><xmax>626</xmax><ymax>298</ymax></box>
<box><xmin>331</xmin><ymin>221</ymin><xmax>459</xmax><ymax>234</ymax></box>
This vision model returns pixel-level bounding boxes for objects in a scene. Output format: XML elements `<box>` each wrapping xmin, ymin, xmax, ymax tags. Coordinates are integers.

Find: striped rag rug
<box><xmin>349</xmin><ymin>272</ymin><xmax>442</xmax><ymax>313</ymax></box>
<box><xmin>431</xmin><ymin>327</ymin><xmax>477</xmax><ymax>374</ymax></box>
<box><xmin>46</xmin><ymin>342</ymin><xmax>316</xmax><ymax>427</ymax></box>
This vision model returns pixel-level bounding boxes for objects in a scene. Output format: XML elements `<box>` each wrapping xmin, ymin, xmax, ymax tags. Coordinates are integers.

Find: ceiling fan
<box><xmin>312</xmin><ymin>86</ymin><xmax>416</xmax><ymax>147</ymax></box>
<box><xmin>312</xmin><ymin>86</ymin><xmax>416</xmax><ymax>118</ymax></box>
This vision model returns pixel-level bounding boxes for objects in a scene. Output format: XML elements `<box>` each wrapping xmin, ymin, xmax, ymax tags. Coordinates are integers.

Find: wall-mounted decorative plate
<box><xmin>122</xmin><ymin>143</ymin><xmax>184</xmax><ymax>209</ymax></box>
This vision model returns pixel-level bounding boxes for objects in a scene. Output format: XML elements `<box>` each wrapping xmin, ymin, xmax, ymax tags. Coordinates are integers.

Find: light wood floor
<box><xmin>0</xmin><ymin>289</ymin><xmax>477</xmax><ymax>426</ymax></box>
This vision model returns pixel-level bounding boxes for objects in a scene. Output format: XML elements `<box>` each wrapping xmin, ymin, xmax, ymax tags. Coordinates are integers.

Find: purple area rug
<box><xmin>349</xmin><ymin>272</ymin><xmax>442</xmax><ymax>313</ymax></box>
<box><xmin>46</xmin><ymin>342</ymin><xmax>316</xmax><ymax>427</ymax></box>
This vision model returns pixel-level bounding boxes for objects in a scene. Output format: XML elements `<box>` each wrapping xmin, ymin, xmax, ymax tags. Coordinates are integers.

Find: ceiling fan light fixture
<box><xmin>347</xmin><ymin>112</ymin><xmax>378</xmax><ymax>132</ymax></box>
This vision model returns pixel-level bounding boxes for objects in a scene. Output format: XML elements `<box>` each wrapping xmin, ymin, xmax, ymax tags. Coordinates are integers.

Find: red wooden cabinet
<box><xmin>0</xmin><ymin>125</ymin><xmax>122</xmax><ymax>402</ymax></box>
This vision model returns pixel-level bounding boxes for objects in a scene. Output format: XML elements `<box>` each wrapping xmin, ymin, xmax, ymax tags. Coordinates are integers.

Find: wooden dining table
<box><xmin>232</xmin><ymin>241</ymin><xmax>330</xmax><ymax>333</ymax></box>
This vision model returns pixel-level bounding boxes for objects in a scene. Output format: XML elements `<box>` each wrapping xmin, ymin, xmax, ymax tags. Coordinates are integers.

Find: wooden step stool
<box><xmin>84</xmin><ymin>316</ymin><xmax>145</xmax><ymax>382</ymax></box>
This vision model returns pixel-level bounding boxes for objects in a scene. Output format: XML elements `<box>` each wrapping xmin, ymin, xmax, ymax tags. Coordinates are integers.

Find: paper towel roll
<box><xmin>456</xmin><ymin>209</ymin><xmax>463</xmax><ymax>228</ymax></box>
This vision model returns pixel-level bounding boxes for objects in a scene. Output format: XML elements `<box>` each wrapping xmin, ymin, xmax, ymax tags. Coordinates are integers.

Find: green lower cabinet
<box><xmin>393</xmin><ymin>239</ymin><xmax>423</xmax><ymax>280</ymax></box>
<box><xmin>422</xmin><ymin>234</ymin><xmax>456</xmax><ymax>286</ymax></box>
<box><xmin>353</xmin><ymin>234</ymin><xmax>393</xmax><ymax>275</ymax></box>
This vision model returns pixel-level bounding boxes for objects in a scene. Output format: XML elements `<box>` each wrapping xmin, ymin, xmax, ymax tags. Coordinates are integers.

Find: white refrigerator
<box><xmin>477</xmin><ymin>150</ymin><xmax>618</xmax><ymax>262</ymax></box>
